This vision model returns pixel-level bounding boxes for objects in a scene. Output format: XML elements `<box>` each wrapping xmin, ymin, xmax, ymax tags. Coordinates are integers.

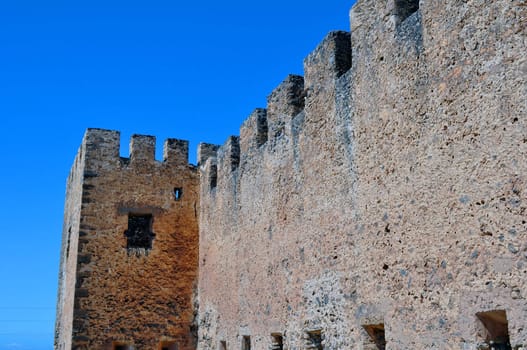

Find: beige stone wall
<box><xmin>57</xmin><ymin>129</ymin><xmax>199</xmax><ymax>349</ymax></box>
<box><xmin>197</xmin><ymin>1</ymin><xmax>527</xmax><ymax>349</ymax></box>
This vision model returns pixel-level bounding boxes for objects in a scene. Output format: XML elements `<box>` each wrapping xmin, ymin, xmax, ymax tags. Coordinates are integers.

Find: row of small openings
<box><xmin>360</xmin><ymin>310</ymin><xmax>512</xmax><ymax>350</ymax></box>
<box><xmin>215</xmin><ymin>311</ymin><xmax>512</xmax><ymax>350</ymax></box>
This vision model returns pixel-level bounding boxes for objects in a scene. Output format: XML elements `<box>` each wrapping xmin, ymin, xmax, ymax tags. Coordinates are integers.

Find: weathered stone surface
<box><xmin>56</xmin><ymin>1</ymin><xmax>527</xmax><ymax>349</ymax></box>
<box><xmin>197</xmin><ymin>1</ymin><xmax>527</xmax><ymax>349</ymax></box>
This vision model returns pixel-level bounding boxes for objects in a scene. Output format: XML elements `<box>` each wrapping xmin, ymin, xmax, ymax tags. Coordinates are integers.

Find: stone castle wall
<box><xmin>197</xmin><ymin>0</ymin><xmax>526</xmax><ymax>349</ymax></box>
<box><xmin>56</xmin><ymin>129</ymin><xmax>200</xmax><ymax>349</ymax></box>
<box><xmin>56</xmin><ymin>0</ymin><xmax>526</xmax><ymax>349</ymax></box>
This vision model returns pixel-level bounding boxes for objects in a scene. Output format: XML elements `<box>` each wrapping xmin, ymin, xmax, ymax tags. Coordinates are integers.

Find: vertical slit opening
<box><xmin>173</xmin><ymin>187</ymin><xmax>183</xmax><ymax>201</ymax></box>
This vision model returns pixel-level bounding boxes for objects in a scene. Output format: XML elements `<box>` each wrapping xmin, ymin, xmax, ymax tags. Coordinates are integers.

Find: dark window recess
<box><xmin>125</xmin><ymin>214</ymin><xmax>155</xmax><ymax>250</ymax></box>
<box><xmin>363</xmin><ymin>324</ymin><xmax>386</xmax><ymax>350</ymax></box>
<box><xmin>219</xmin><ymin>340</ymin><xmax>227</xmax><ymax>350</ymax></box>
<box><xmin>271</xmin><ymin>333</ymin><xmax>283</xmax><ymax>350</ymax></box>
<box><xmin>306</xmin><ymin>330</ymin><xmax>323</xmax><ymax>350</ymax></box>
<box><xmin>173</xmin><ymin>187</ymin><xmax>183</xmax><ymax>201</ymax></box>
<box><xmin>242</xmin><ymin>336</ymin><xmax>251</xmax><ymax>350</ymax></box>
<box><xmin>395</xmin><ymin>0</ymin><xmax>419</xmax><ymax>23</ymax></box>
<box><xmin>476</xmin><ymin>310</ymin><xmax>512</xmax><ymax>350</ymax></box>
<box><xmin>114</xmin><ymin>345</ymin><xmax>131</xmax><ymax>350</ymax></box>
<box><xmin>158</xmin><ymin>341</ymin><xmax>177</xmax><ymax>350</ymax></box>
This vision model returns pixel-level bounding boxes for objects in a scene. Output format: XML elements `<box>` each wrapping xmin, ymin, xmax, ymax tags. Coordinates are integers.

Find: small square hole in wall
<box><xmin>241</xmin><ymin>335</ymin><xmax>251</xmax><ymax>350</ymax></box>
<box><xmin>218</xmin><ymin>340</ymin><xmax>227</xmax><ymax>350</ymax></box>
<box><xmin>476</xmin><ymin>310</ymin><xmax>512</xmax><ymax>349</ymax></box>
<box><xmin>173</xmin><ymin>187</ymin><xmax>183</xmax><ymax>201</ymax></box>
<box><xmin>305</xmin><ymin>329</ymin><xmax>323</xmax><ymax>350</ymax></box>
<box><xmin>271</xmin><ymin>333</ymin><xmax>283</xmax><ymax>350</ymax></box>
<box><xmin>363</xmin><ymin>324</ymin><xmax>386</xmax><ymax>350</ymax></box>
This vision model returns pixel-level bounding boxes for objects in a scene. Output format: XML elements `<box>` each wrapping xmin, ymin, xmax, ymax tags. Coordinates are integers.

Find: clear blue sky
<box><xmin>0</xmin><ymin>1</ymin><xmax>353</xmax><ymax>348</ymax></box>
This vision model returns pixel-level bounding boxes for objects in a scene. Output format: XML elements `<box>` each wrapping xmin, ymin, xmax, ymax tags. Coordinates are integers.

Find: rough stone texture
<box><xmin>55</xmin><ymin>129</ymin><xmax>199</xmax><ymax>349</ymax></box>
<box><xmin>197</xmin><ymin>1</ymin><xmax>527</xmax><ymax>349</ymax></box>
<box><xmin>57</xmin><ymin>1</ymin><xmax>527</xmax><ymax>349</ymax></box>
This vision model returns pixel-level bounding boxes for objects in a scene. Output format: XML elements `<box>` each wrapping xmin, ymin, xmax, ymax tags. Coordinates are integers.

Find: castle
<box><xmin>55</xmin><ymin>0</ymin><xmax>527</xmax><ymax>349</ymax></box>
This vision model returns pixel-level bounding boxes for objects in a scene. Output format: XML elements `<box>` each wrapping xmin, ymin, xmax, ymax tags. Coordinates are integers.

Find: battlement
<box><xmin>80</xmin><ymin>128</ymin><xmax>192</xmax><ymax>174</ymax></box>
<box><xmin>217</xmin><ymin>136</ymin><xmax>240</xmax><ymax>174</ymax></box>
<box><xmin>197</xmin><ymin>142</ymin><xmax>220</xmax><ymax>166</ymax></box>
<box><xmin>240</xmin><ymin>108</ymin><xmax>268</xmax><ymax>158</ymax></box>
<box><xmin>201</xmin><ymin>30</ymin><xmax>352</xmax><ymax>196</ymax></box>
<box><xmin>304</xmin><ymin>31</ymin><xmax>351</xmax><ymax>92</ymax></box>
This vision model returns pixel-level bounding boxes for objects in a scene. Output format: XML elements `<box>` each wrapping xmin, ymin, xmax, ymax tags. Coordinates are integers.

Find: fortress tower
<box><xmin>55</xmin><ymin>129</ymin><xmax>199</xmax><ymax>349</ymax></box>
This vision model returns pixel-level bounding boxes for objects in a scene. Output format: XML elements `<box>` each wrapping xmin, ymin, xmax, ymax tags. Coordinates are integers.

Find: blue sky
<box><xmin>0</xmin><ymin>0</ymin><xmax>353</xmax><ymax>348</ymax></box>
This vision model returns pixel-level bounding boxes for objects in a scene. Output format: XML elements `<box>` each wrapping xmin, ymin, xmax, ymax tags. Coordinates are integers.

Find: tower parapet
<box><xmin>130</xmin><ymin>134</ymin><xmax>155</xmax><ymax>165</ymax></box>
<box><xmin>81</xmin><ymin>128</ymin><xmax>192</xmax><ymax>172</ymax></box>
<box><xmin>164</xmin><ymin>138</ymin><xmax>189</xmax><ymax>166</ymax></box>
<box><xmin>82</xmin><ymin>128</ymin><xmax>120</xmax><ymax>173</ymax></box>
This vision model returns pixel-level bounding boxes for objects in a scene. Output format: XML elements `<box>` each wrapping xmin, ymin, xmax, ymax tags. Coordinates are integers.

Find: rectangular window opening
<box><xmin>476</xmin><ymin>310</ymin><xmax>512</xmax><ymax>349</ymax></box>
<box><xmin>271</xmin><ymin>333</ymin><xmax>283</xmax><ymax>350</ymax></box>
<box><xmin>125</xmin><ymin>214</ymin><xmax>155</xmax><ymax>251</ymax></box>
<box><xmin>395</xmin><ymin>0</ymin><xmax>419</xmax><ymax>23</ymax></box>
<box><xmin>305</xmin><ymin>329</ymin><xmax>323</xmax><ymax>350</ymax></box>
<box><xmin>242</xmin><ymin>335</ymin><xmax>251</xmax><ymax>350</ymax></box>
<box><xmin>219</xmin><ymin>340</ymin><xmax>227</xmax><ymax>350</ymax></box>
<box><xmin>363</xmin><ymin>324</ymin><xmax>386</xmax><ymax>350</ymax></box>
<box><xmin>113</xmin><ymin>343</ymin><xmax>133</xmax><ymax>350</ymax></box>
